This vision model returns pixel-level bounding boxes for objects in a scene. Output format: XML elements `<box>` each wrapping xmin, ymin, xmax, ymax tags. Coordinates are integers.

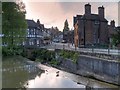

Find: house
<box><xmin>25</xmin><ymin>19</ymin><xmax>44</xmax><ymax>47</ymax></box>
<box><xmin>74</xmin><ymin>3</ymin><xmax>109</xmax><ymax>47</ymax></box>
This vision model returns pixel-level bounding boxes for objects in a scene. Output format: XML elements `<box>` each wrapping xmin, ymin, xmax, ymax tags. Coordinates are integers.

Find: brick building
<box><xmin>74</xmin><ymin>3</ymin><xmax>109</xmax><ymax>47</ymax></box>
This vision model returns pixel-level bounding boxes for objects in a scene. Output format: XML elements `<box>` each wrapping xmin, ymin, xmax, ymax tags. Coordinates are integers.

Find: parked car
<box><xmin>61</xmin><ymin>40</ymin><xmax>67</xmax><ymax>43</ymax></box>
<box><xmin>53</xmin><ymin>39</ymin><xmax>59</xmax><ymax>43</ymax></box>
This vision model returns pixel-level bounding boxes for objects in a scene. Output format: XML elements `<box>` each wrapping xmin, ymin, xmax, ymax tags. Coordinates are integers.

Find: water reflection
<box><xmin>2</xmin><ymin>57</ymin><xmax>42</xmax><ymax>88</ymax></box>
<box><xmin>2</xmin><ymin>57</ymin><xmax>85</xmax><ymax>88</ymax></box>
<box><xmin>26</xmin><ymin>70</ymin><xmax>85</xmax><ymax>88</ymax></box>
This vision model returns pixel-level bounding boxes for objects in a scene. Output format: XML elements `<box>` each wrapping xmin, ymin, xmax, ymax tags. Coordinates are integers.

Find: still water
<box><xmin>2</xmin><ymin>56</ymin><xmax>118</xmax><ymax>89</ymax></box>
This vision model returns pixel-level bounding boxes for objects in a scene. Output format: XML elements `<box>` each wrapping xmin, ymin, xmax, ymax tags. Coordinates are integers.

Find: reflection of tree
<box><xmin>2</xmin><ymin>69</ymin><xmax>29</xmax><ymax>88</ymax></box>
<box><xmin>2</xmin><ymin>56</ymin><xmax>45</xmax><ymax>88</ymax></box>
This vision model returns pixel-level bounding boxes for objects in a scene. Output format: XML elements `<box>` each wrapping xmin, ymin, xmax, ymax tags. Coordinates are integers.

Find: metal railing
<box><xmin>40</xmin><ymin>43</ymin><xmax>120</xmax><ymax>56</ymax></box>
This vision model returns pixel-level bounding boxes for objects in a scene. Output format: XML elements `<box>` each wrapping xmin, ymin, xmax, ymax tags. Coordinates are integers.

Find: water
<box><xmin>2</xmin><ymin>56</ymin><xmax>118</xmax><ymax>89</ymax></box>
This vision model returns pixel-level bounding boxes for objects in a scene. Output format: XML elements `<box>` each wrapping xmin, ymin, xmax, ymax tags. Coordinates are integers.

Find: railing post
<box><xmin>63</xmin><ymin>44</ymin><xmax>64</xmax><ymax>50</ymax></box>
<box><xmin>118</xmin><ymin>47</ymin><xmax>120</xmax><ymax>58</ymax></box>
<box><xmin>55</xmin><ymin>44</ymin><xmax>56</xmax><ymax>50</ymax></box>
<box><xmin>92</xmin><ymin>44</ymin><xmax>94</xmax><ymax>53</ymax></box>
<box><xmin>108</xmin><ymin>45</ymin><xmax>110</xmax><ymax>55</ymax></box>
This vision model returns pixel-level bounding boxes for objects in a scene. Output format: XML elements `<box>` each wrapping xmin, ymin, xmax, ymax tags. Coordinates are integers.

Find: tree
<box><xmin>2</xmin><ymin>1</ymin><xmax>27</xmax><ymax>47</ymax></box>
<box><xmin>63</xmin><ymin>19</ymin><xmax>69</xmax><ymax>33</ymax></box>
<box><xmin>112</xmin><ymin>27</ymin><xmax>120</xmax><ymax>46</ymax></box>
<box><xmin>63</xmin><ymin>19</ymin><xmax>70</xmax><ymax>41</ymax></box>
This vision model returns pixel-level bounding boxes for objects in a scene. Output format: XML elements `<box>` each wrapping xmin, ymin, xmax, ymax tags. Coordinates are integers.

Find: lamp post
<box><xmin>63</xmin><ymin>43</ymin><xmax>65</xmax><ymax>50</ymax></box>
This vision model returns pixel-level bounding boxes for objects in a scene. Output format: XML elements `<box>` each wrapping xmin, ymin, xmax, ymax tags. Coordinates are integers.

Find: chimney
<box><xmin>98</xmin><ymin>6</ymin><xmax>104</xmax><ymax>18</ymax></box>
<box><xmin>37</xmin><ymin>19</ymin><xmax>40</xmax><ymax>24</ymax></box>
<box><xmin>85</xmin><ymin>3</ymin><xmax>91</xmax><ymax>15</ymax></box>
<box><xmin>110</xmin><ymin>20</ymin><xmax>115</xmax><ymax>27</ymax></box>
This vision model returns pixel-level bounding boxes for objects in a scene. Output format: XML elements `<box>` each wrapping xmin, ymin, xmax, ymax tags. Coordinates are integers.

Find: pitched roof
<box><xmin>26</xmin><ymin>19</ymin><xmax>39</xmax><ymax>28</ymax></box>
<box><xmin>82</xmin><ymin>14</ymin><xmax>108</xmax><ymax>22</ymax></box>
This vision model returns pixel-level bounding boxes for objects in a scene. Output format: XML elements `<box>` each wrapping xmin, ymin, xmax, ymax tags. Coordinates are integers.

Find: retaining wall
<box><xmin>58</xmin><ymin>55</ymin><xmax>120</xmax><ymax>85</ymax></box>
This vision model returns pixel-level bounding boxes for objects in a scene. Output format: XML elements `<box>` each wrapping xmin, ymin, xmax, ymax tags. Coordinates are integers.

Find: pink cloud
<box><xmin>24</xmin><ymin>2</ymin><xmax>118</xmax><ymax>31</ymax></box>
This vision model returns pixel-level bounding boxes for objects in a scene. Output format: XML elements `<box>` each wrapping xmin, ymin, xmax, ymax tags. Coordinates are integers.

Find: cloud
<box><xmin>24</xmin><ymin>2</ymin><xmax>118</xmax><ymax>31</ymax></box>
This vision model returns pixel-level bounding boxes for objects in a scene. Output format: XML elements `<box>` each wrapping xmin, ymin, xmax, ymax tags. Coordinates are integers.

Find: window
<box><xmin>31</xmin><ymin>41</ymin><xmax>34</xmax><ymax>45</ymax></box>
<box><xmin>28</xmin><ymin>29</ymin><xmax>29</xmax><ymax>35</ymax></box>
<box><xmin>34</xmin><ymin>29</ymin><xmax>36</xmax><ymax>35</ymax></box>
<box><xmin>94</xmin><ymin>21</ymin><xmax>99</xmax><ymax>25</ymax></box>
<box><xmin>23</xmin><ymin>42</ymin><xmax>25</xmax><ymax>45</ymax></box>
<box><xmin>29</xmin><ymin>41</ymin><xmax>31</xmax><ymax>45</ymax></box>
<box><xmin>37</xmin><ymin>40</ymin><xmax>39</xmax><ymax>45</ymax></box>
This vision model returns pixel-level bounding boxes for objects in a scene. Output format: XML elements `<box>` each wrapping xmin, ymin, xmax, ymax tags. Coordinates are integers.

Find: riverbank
<box><xmin>22</xmin><ymin>48</ymin><xmax>120</xmax><ymax>86</ymax></box>
<box><xmin>57</xmin><ymin>55</ymin><xmax>120</xmax><ymax>86</ymax></box>
<box><xmin>2</xmin><ymin>56</ymin><xmax>120</xmax><ymax>88</ymax></box>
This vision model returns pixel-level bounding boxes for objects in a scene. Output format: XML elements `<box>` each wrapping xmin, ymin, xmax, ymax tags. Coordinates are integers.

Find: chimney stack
<box><xmin>98</xmin><ymin>6</ymin><xmax>104</xmax><ymax>18</ymax></box>
<box><xmin>37</xmin><ymin>19</ymin><xmax>40</xmax><ymax>24</ymax></box>
<box><xmin>110</xmin><ymin>20</ymin><xmax>115</xmax><ymax>27</ymax></box>
<box><xmin>85</xmin><ymin>3</ymin><xmax>91</xmax><ymax>15</ymax></box>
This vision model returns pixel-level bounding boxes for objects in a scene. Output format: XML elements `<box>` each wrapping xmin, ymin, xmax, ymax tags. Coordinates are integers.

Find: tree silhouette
<box><xmin>112</xmin><ymin>27</ymin><xmax>120</xmax><ymax>46</ymax></box>
<box><xmin>63</xmin><ymin>19</ymin><xmax>70</xmax><ymax>41</ymax></box>
<box><xmin>63</xmin><ymin>19</ymin><xmax>69</xmax><ymax>33</ymax></box>
<box><xmin>2</xmin><ymin>1</ymin><xmax>27</xmax><ymax>47</ymax></box>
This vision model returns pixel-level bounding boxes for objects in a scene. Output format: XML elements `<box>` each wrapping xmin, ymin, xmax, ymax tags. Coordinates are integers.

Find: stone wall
<box><xmin>58</xmin><ymin>55</ymin><xmax>120</xmax><ymax>85</ymax></box>
<box><xmin>77</xmin><ymin>55</ymin><xmax>120</xmax><ymax>85</ymax></box>
<box><xmin>59</xmin><ymin>57</ymin><xmax>77</xmax><ymax>73</ymax></box>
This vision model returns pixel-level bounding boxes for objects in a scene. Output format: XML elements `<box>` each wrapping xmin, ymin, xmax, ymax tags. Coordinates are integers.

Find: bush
<box><xmin>59</xmin><ymin>50</ymin><xmax>79</xmax><ymax>63</ymax></box>
<box><xmin>2</xmin><ymin>46</ymin><xmax>24</xmax><ymax>56</ymax></box>
<box><xmin>49</xmin><ymin>59</ymin><xmax>59</xmax><ymax>66</ymax></box>
<box><xmin>34</xmin><ymin>49</ymin><xmax>56</xmax><ymax>64</ymax></box>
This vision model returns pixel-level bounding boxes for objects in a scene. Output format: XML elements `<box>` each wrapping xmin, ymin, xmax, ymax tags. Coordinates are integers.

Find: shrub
<box><xmin>59</xmin><ymin>50</ymin><xmax>79</xmax><ymax>63</ymax></box>
<box><xmin>34</xmin><ymin>49</ymin><xmax>56</xmax><ymax>64</ymax></box>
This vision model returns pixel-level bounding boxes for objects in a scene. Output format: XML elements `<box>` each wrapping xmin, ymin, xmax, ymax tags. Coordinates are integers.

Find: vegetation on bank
<box><xmin>2</xmin><ymin>46</ymin><xmax>26</xmax><ymax>56</ymax></box>
<box><xmin>59</xmin><ymin>50</ymin><xmax>79</xmax><ymax>63</ymax></box>
<box><xmin>32</xmin><ymin>49</ymin><xmax>59</xmax><ymax>65</ymax></box>
<box><xmin>33</xmin><ymin>49</ymin><xmax>79</xmax><ymax>64</ymax></box>
<box><xmin>2</xmin><ymin>46</ymin><xmax>79</xmax><ymax>65</ymax></box>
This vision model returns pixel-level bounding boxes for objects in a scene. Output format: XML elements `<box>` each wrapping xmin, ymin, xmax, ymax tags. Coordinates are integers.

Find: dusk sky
<box><xmin>23</xmin><ymin>1</ymin><xmax>118</xmax><ymax>31</ymax></box>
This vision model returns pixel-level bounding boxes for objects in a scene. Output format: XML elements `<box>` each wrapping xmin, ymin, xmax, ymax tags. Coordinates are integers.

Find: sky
<box><xmin>23</xmin><ymin>1</ymin><xmax>119</xmax><ymax>31</ymax></box>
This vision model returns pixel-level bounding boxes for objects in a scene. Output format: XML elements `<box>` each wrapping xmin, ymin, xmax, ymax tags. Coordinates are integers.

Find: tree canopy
<box><xmin>2</xmin><ymin>1</ymin><xmax>27</xmax><ymax>46</ymax></box>
<box><xmin>63</xmin><ymin>19</ymin><xmax>70</xmax><ymax>42</ymax></box>
<box><xmin>63</xmin><ymin>19</ymin><xmax>69</xmax><ymax>33</ymax></box>
<box><xmin>112</xmin><ymin>27</ymin><xmax>120</xmax><ymax>46</ymax></box>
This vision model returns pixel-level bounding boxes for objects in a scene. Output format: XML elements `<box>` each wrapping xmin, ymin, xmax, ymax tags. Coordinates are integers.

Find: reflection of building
<box><xmin>25</xmin><ymin>19</ymin><xmax>44</xmax><ymax>47</ymax></box>
<box><xmin>74</xmin><ymin>3</ymin><xmax>109</xmax><ymax>47</ymax></box>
